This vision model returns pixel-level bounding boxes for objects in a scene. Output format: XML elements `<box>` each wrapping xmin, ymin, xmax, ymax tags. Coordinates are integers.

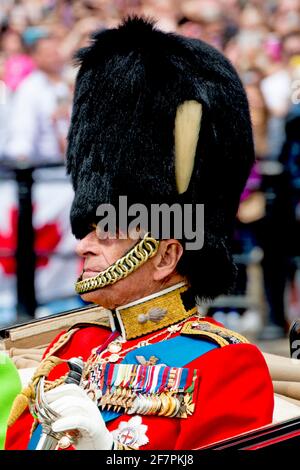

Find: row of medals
<box><xmin>83</xmin><ymin>340</ymin><xmax>195</xmax><ymax>419</ymax></box>
<box><xmin>98</xmin><ymin>387</ymin><xmax>194</xmax><ymax>419</ymax></box>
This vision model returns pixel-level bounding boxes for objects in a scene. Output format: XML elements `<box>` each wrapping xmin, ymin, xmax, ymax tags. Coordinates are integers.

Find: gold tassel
<box><xmin>7</xmin><ymin>385</ymin><xmax>34</xmax><ymax>427</ymax></box>
<box><xmin>7</xmin><ymin>355</ymin><xmax>63</xmax><ymax>427</ymax></box>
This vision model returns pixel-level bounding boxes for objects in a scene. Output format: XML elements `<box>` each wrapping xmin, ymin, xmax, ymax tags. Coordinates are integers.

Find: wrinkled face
<box><xmin>75</xmin><ymin>227</ymin><xmax>186</xmax><ymax>309</ymax></box>
<box><xmin>75</xmin><ymin>230</ymin><xmax>159</xmax><ymax>309</ymax></box>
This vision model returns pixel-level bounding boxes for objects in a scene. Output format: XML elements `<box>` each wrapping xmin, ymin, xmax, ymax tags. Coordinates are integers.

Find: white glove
<box><xmin>45</xmin><ymin>383</ymin><xmax>114</xmax><ymax>450</ymax></box>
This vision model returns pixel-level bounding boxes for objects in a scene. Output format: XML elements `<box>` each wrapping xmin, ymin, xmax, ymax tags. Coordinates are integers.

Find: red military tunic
<box><xmin>6</xmin><ymin>314</ymin><xmax>274</xmax><ymax>450</ymax></box>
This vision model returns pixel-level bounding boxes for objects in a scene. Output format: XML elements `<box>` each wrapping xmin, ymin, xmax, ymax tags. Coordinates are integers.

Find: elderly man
<box><xmin>6</xmin><ymin>17</ymin><xmax>273</xmax><ymax>450</ymax></box>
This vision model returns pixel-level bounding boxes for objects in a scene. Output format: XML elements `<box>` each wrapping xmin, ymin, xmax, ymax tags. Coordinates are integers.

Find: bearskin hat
<box><xmin>66</xmin><ymin>17</ymin><xmax>254</xmax><ymax>300</ymax></box>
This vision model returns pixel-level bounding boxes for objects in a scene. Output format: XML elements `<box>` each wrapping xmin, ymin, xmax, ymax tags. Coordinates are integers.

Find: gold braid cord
<box><xmin>75</xmin><ymin>233</ymin><xmax>160</xmax><ymax>295</ymax></box>
<box><xmin>7</xmin><ymin>356</ymin><xmax>63</xmax><ymax>427</ymax></box>
<box><xmin>7</xmin><ymin>329</ymin><xmax>78</xmax><ymax>427</ymax></box>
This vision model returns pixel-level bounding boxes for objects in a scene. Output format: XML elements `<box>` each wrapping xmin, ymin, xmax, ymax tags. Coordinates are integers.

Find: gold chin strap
<box><xmin>75</xmin><ymin>233</ymin><xmax>160</xmax><ymax>295</ymax></box>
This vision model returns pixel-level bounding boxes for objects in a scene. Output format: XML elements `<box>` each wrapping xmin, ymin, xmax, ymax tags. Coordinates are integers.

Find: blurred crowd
<box><xmin>0</xmin><ymin>0</ymin><xmax>300</xmax><ymax>162</ymax></box>
<box><xmin>1</xmin><ymin>0</ymin><xmax>300</xmax><ymax>339</ymax></box>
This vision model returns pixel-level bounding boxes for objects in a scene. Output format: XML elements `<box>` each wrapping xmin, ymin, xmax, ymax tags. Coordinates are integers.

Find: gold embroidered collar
<box><xmin>108</xmin><ymin>282</ymin><xmax>197</xmax><ymax>341</ymax></box>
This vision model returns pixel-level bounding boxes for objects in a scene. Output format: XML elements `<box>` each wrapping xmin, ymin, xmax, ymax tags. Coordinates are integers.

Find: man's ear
<box><xmin>152</xmin><ymin>240</ymin><xmax>184</xmax><ymax>281</ymax></box>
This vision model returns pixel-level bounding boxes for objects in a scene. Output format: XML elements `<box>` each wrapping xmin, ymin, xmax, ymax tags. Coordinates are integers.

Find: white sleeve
<box><xmin>260</xmin><ymin>72</ymin><xmax>291</xmax><ymax>115</ymax></box>
<box><xmin>5</xmin><ymin>81</ymin><xmax>38</xmax><ymax>160</ymax></box>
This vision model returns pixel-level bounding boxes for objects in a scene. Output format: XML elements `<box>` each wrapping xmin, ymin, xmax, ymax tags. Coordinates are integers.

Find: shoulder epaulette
<box><xmin>180</xmin><ymin>320</ymin><xmax>249</xmax><ymax>348</ymax></box>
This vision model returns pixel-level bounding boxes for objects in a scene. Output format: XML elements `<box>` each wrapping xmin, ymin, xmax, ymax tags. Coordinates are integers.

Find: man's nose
<box><xmin>75</xmin><ymin>231</ymin><xmax>99</xmax><ymax>257</ymax></box>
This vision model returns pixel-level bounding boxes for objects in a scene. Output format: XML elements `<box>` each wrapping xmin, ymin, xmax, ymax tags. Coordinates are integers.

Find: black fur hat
<box><xmin>66</xmin><ymin>17</ymin><xmax>254</xmax><ymax>300</ymax></box>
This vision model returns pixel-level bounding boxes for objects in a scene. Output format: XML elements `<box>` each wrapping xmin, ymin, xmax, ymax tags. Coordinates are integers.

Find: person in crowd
<box><xmin>5</xmin><ymin>32</ymin><xmax>70</xmax><ymax>164</ymax></box>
